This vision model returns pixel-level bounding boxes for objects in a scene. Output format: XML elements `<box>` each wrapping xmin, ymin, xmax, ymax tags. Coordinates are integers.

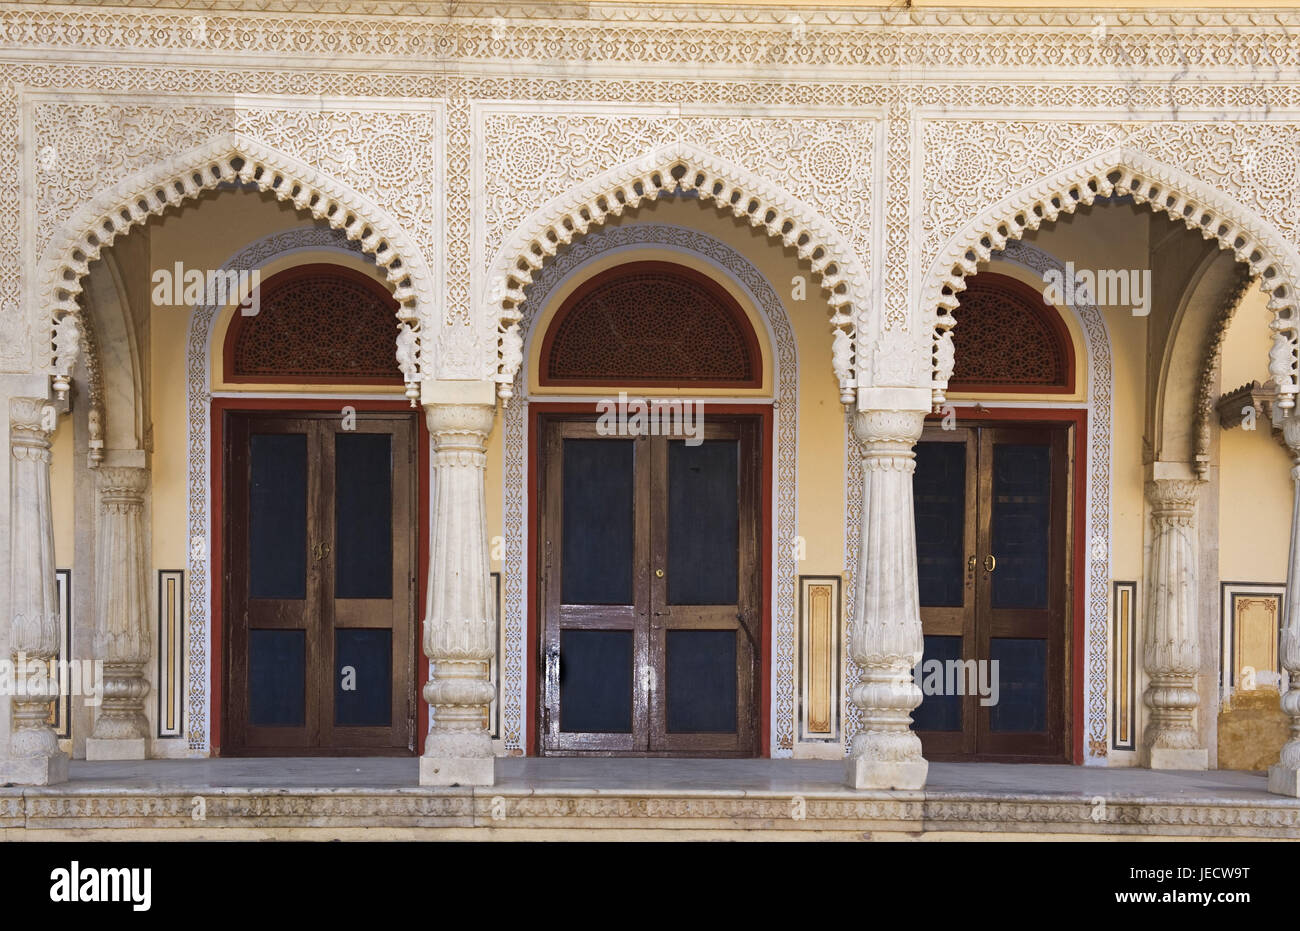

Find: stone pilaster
<box><xmin>5</xmin><ymin>397</ymin><xmax>68</xmax><ymax>785</ymax></box>
<box><xmin>1141</xmin><ymin>478</ymin><xmax>1209</xmax><ymax>770</ymax></box>
<box><xmin>420</xmin><ymin>402</ymin><xmax>497</xmax><ymax>786</ymax></box>
<box><xmin>845</xmin><ymin>409</ymin><xmax>929</xmax><ymax>790</ymax></box>
<box><xmin>1270</xmin><ymin>415</ymin><xmax>1300</xmax><ymax>795</ymax></box>
<box><xmin>86</xmin><ymin>465</ymin><xmax>150</xmax><ymax>760</ymax></box>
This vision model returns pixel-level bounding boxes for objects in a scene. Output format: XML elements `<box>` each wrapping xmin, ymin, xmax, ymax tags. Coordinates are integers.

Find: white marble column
<box><xmin>845</xmin><ymin>409</ymin><xmax>929</xmax><ymax>790</ymax></box>
<box><xmin>1141</xmin><ymin>478</ymin><xmax>1209</xmax><ymax>770</ymax></box>
<box><xmin>420</xmin><ymin>401</ymin><xmax>497</xmax><ymax>786</ymax></box>
<box><xmin>85</xmin><ymin>465</ymin><xmax>150</xmax><ymax>760</ymax></box>
<box><xmin>5</xmin><ymin>397</ymin><xmax>68</xmax><ymax>785</ymax></box>
<box><xmin>1270</xmin><ymin>414</ymin><xmax>1300</xmax><ymax>795</ymax></box>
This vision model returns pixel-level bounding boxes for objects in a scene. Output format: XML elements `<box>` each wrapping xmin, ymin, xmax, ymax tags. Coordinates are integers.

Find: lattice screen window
<box><xmin>949</xmin><ymin>273</ymin><xmax>1074</xmax><ymax>393</ymax></box>
<box><xmin>541</xmin><ymin>261</ymin><xmax>761</xmax><ymax>388</ymax></box>
<box><xmin>226</xmin><ymin>263</ymin><xmax>403</xmax><ymax>385</ymax></box>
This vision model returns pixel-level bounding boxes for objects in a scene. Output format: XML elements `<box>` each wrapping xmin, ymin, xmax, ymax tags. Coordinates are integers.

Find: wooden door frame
<box><xmin>210</xmin><ymin>397</ymin><xmax>430</xmax><ymax>756</ymax></box>
<box><xmin>526</xmin><ymin>401</ymin><xmax>773</xmax><ymax>758</ymax></box>
<box><xmin>923</xmin><ymin>405</ymin><xmax>1087</xmax><ymax>765</ymax></box>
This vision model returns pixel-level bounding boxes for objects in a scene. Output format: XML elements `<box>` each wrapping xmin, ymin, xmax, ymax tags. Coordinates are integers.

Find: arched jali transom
<box><xmin>41</xmin><ymin>133</ymin><xmax>434</xmax><ymax>404</ymax></box>
<box><xmin>487</xmin><ymin>141</ymin><xmax>864</xmax><ymax>405</ymax></box>
<box><xmin>924</xmin><ymin>148</ymin><xmax>1300</xmax><ymax>410</ymax></box>
<box><xmin>540</xmin><ymin>261</ymin><xmax>762</xmax><ymax>389</ymax></box>
<box><xmin>224</xmin><ymin>263</ymin><xmax>404</xmax><ymax>385</ymax></box>
<box><xmin>948</xmin><ymin>272</ymin><xmax>1075</xmax><ymax>394</ymax></box>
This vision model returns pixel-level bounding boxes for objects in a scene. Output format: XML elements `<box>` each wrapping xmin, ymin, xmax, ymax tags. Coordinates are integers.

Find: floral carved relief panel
<box><xmin>475</xmin><ymin>105</ymin><xmax>878</xmax><ymax>395</ymax></box>
<box><xmin>22</xmin><ymin>92</ymin><xmax>445</xmax><ymax>385</ymax></box>
<box><xmin>920</xmin><ymin>117</ymin><xmax>1300</xmax><ymax>408</ymax></box>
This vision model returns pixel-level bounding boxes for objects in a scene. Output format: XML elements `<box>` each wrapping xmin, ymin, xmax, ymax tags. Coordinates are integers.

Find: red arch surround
<box><xmin>949</xmin><ymin>272</ymin><xmax>1076</xmax><ymax>395</ymax></box>
<box><xmin>223</xmin><ymin>263</ymin><xmax>403</xmax><ymax>386</ymax></box>
<box><xmin>538</xmin><ymin>261</ymin><xmax>762</xmax><ymax>389</ymax></box>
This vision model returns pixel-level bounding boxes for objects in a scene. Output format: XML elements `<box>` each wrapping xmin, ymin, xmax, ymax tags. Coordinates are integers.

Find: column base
<box><xmin>85</xmin><ymin>737</ymin><xmax>147</xmax><ymax>761</ymax></box>
<box><xmin>1268</xmin><ymin>764</ymin><xmax>1300</xmax><ymax>797</ymax></box>
<box><xmin>1</xmin><ymin>751</ymin><xmax>69</xmax><ymax>786</ymax></box>
<box><xmin>1142</xmin><ymin>747</ymin><xmax>1209</xmax><ymax>770</ymax></box>
<box><xmin>420</xmin><ymin>755</ymin><xmax>495</xmax><ymax>787</ymax></box>
<box><xmin>845</xmin><ymin>756</ymin><xmax>928</xmax><ymax>790</ymax></box>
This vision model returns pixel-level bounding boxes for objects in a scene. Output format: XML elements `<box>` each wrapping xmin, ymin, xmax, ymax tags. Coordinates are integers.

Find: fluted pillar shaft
<box><xmin>5</xmin><ymin>397</ymin><xmax>68</xmax><ymax>785</ymax></box>
<box><xmin>845</xmin><ymin>409</ymin><xmax>929</xmax><ymax>790</ymax></box>
<box><xmin>86</xmin><ymin>465</ymin><xmax>150</xmax><ymax>760</ymax></box>
<box><xmin>420</xmin><ymin>402</ymin><xmax>497</xmax><ymax>786</ymax></box>
<box><xmin>1141</xmin><ymin>478</ymin><xmax>1208</xmax><ymax>770</ymax></box>
<box><xmin>1270</xmin><ymin>415</ymin><xmax>1300</xmax><ymax>795</ymax></box>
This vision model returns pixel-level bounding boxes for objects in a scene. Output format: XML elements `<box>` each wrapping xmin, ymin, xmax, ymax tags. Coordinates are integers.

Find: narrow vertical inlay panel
<box><xmin>561</xmin><ymin>439</ymin><xmax>635</xmax><ymax>605</ymax></box>
<box><xmin>803</xmin><ymin>580</ymin><xmax>836</xmax><ymax>736</ymax></box>
<box><xmin>158</xmin><ymin>570</ymin><xmax>184</xmax><ymax>739</ymax></box>
<box><xmin>53</xmin><ymin>569</ymin><xmax>72</xmax><ymax>739</ymax></box>
<box><xmin>1111</xmin><ymin>581</ymin><xmax>1136</xmax><ymax>751</ymax></box>
<box><xmin>248</xmin><ymin>433</ymin><xmax>308</xmax><ymax>600</ymax></box>
<box><xmin>335</xmin><ymin>432</ymin><xmax>393</xmax><ymax>599</ymax></box>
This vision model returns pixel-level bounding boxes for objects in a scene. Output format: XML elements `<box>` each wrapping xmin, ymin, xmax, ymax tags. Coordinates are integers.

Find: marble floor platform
<box><xmin>2</xmin><ymin>757</ymin><xmax>1298</xmax><ymax>840</ymax></box>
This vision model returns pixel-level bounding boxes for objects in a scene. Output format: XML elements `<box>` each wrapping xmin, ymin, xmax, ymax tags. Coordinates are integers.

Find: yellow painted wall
<box><xmin>1219</xmin><ymin>287</ymin><xmax>1292</xmax><ymax>584</ymax></box>
<box><xmin>975</xmin><ymin>201</ymin><xmax>1152</xmax><ymax>602</ymax></box>
<box><xmin>147</xmin><ymin>189</ymin><xmax>316</xmax><ymax>577</ymax></box>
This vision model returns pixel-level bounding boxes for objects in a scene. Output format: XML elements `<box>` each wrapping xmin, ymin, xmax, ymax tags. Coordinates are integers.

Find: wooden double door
<box><xmin>912</xmin><ymin>422</ymin><xmax>1072</xmax><ymax>761</ymax></box>
<box><xmin>223</xmin><ymin>411</ymin><xmax>417</xmax><ymax>755</ymax></box>
<box><xmin>538</xmin><ymin>415</ymin><xmax>761</xmax><ymax>756</ymax></box>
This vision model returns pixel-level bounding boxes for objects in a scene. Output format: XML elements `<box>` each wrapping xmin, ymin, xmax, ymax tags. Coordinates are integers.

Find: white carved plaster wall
<box><xmin>23</xmin><ymin>94</ymin><xmax>444</xmax><ymax>399</ymax></box>
<box><xmin>920</xmin><ymin>130</ymin><xmax>1300</xmax><ymax>409</ymax></box>
<box><xmin>477</xmin><ymin>113</ymin><xmax>876</xmax><ymax>402</ymax></box>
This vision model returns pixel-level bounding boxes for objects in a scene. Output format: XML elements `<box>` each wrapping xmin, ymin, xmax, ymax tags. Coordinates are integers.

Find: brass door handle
<box><xmin>313</xmin><ymin>541</ymin><xmax>332</xmax><ymax>561</ymax></box>
<box><xmin>984</xmin><ymin>554</ymin><xmax>996</xmax><ymax>572</ymax></box>
<box><xmin>967</xmin><ymin>555</ymin><xmax>976</xmax><ymax>573</ymax></box>
<box><xmin>655</xmin><ymin>568</ymin><xmax>665</xmax><ymax>578</ymax></box>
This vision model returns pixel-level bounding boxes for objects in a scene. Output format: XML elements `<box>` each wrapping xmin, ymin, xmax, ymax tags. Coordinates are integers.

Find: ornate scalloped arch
<box><xmin>39</xmin><ymin>133</ymin><xmax>436</xmax><ymax>401</ymax></box>
<box><xmin>486</xmin><ymin>140</ymin><xmax>865</xmax><ymax>404</ymax></box>
<box><xmin>923</xmin><ymin>147</ymin><xmax>1300</xmax><ymax>410</ymax></box>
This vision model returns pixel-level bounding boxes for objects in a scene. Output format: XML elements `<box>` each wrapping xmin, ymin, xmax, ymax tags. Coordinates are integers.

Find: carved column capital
<box><xmin>424</xmin><ymin>401</ymin><xmax>496</xmax><ymax>442</ymax></box>
<box><xmin>96</xmin><ymin>465</ymin><xmax>149</xmax><ymax>500</ymax></box>
<box><xmin>9</xmin><ymin>396</ymin><xmax>55</xmax><ymax>462</ymax></box>
<box><xmin>852</xmin><ymin>408</ymin><xmax>926</xmax><ymax>451</ymax></box>
<box><xmin>1144</xmin><ymin>478</ymin><xmax>1202</xmax><ymax>517</ymax></box>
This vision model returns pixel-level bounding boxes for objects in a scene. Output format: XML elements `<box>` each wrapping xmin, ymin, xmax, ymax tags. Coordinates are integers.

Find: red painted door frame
<box><xmin>525</xmin><ymin>401</ymin><xmax>774</xmax><ymax>758</ymax></box>
<box><xmin>210</xmin><ymin>397</ymin><xmax>430</xmax><ymax>756</ymax></box>
<box><xmin>925</xmin><ymin>405</ymin><xmax>1088</xmax><ymax>764</ymax></box>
